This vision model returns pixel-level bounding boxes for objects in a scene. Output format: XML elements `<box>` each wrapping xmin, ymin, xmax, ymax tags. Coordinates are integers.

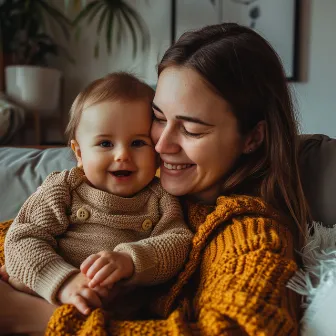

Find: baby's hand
<box><xmin>80</xmin><ymin>251</ymin><xmax>134</xmax><ymax>289</ymax></box>
<box><xmin>57</xmin><ymin>272</ymin><xmax>108</xmax><ymax>315</ymax></box>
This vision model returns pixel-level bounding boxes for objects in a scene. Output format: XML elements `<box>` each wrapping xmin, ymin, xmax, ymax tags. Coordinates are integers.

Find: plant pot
<box><xmin>5</xmin><ymin>65</ymin><xmax>62</xmax><ymax>116</ymax></box>
<box><xmin>0</xmin><ymin>54</ymin><xmax>13</xmax><ymax>92</ymax></box>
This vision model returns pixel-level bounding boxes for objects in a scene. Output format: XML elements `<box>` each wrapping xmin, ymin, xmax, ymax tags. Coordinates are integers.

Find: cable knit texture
<box><xmin>3</xmin><ymin>167</ymin><xmax>192</xmax><ymax>304</ymax></box>
<box><xmin>0</xmin><ymin>195</ymin><xmax>300</xmax><ymax>335</ymax></box>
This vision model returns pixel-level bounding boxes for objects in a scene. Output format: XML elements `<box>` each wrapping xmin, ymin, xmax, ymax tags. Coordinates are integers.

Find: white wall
<box><xmin>51</xmin><ymin>0</ymin><xmax>336</xmax><ymax>141</ymax></box>
<box><xmin>292</xmin><ymin>0</ymin><xmax>336</xmax><ymax>137</ymax></box>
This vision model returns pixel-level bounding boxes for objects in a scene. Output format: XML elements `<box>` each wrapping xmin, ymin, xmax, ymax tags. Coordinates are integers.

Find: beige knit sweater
<box><xmin>4</xmin><ymin>167</ymin><xmax>192</xmax><ymax>304</ymax></box>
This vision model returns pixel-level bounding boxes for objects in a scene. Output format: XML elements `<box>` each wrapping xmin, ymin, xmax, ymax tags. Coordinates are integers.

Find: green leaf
<box><xmin>106</xmin><ymin>7</ymin><xmax>115</xmax><ymax>54</ymax></box>
<box><xmin>96</xmin><ymin>7</ymin><xmax>109</xmax><ymax>36</ymax></box>
<box><xmin>35</xmin><ymin>5</ymin><xmax>46</xmax><ymax>33</ymax></box>
<box><xmin>88</xmin><ymin>2</ymin><xmax>104</xmax><ymax>24</ymax></box>
<box><xmin>73</xmin><ymin>0</ymin><xmax>101</xmax><ymax>26</ymax></box>
<box><xmin>115</xmin><ymin>11</ymin><xmax>124</xmax><ymax>45</ymax></box>
<box><xmin>122</xmin><ymin>3</ymin><xmax>149</xmax><ymax>52</ymax></box>
<box><xmin>119</xmin><ymin>6</ymin><xmax>137</xmax><ymax>58</ymax></box>
<box><xmin>37</xmin><ymin>0</ymin><xmax>71</xmax><ymax>39</ymax></box>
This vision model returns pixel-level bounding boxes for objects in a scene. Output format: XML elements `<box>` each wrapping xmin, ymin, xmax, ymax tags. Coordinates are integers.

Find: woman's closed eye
<box><xmin>182</xmin><ymin>127</ymin><xmax>203</xmax><ymax>138</ymax></box>
<box><xmin>152</xmin><ymin>113</ymin><xmax>166</xmax><ymax>124</ymax></box>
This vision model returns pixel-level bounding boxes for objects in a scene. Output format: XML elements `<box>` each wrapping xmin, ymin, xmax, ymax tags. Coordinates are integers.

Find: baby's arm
<box><xmin>4</xmin><ymin>170</ymin><xmax>81</xmax><ymax>304</ymax></box>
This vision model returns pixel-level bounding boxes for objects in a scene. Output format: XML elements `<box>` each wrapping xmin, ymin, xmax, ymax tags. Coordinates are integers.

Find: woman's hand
<box><xmin>57</xmin><ymin>272</ymin><xmax>108</xmax><ymax>315</ymax></box>
<box><xmin>81</xmin><ymin>251</ymin><xmax>135</xmax><ymax>289</ymax></box>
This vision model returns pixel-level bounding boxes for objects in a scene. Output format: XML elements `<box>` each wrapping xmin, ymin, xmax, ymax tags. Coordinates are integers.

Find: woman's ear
<box><xmin>243</xmin><ymin>121</ymin><xmax>266</xmax><ymax>154</ymax></box>
<box><xmin>70</xmin><ymin>140</ymin><xmax>83</xmax><ymax>167</ymax></box>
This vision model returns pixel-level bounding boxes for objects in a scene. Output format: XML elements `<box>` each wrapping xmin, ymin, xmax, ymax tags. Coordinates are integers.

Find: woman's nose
<box><xmin>155</xmin><ymin>127</ymin><xmax>180</xmax><ymax>154</ymax></box>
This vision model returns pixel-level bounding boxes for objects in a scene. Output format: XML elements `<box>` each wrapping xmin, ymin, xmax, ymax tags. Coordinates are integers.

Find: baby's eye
<box><xmin>132</xmin><ymin>139</ymin><xmax>147</xmax><ymax>147</ymax></box>
<box><xmin>100</xmin><ymin>141</ymin><xmax>113</xmax><ymax>148</ymax></box>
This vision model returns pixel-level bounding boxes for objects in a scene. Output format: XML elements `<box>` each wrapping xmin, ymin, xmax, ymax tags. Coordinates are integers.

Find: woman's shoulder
<box><xmin>188</xmin><ymin>194</ymin><xmax>294</xmax><ymax>251</ymax></box>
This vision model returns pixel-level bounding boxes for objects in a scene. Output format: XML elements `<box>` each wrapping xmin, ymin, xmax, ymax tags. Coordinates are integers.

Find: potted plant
<box><xmin>0</xmin><ymin>0</ymin><xmax>71</xmax><ymax>115</ymax></box>
<box><xmin>73</xmin><ymin>0</ymin><xmax>150</xmax><ymax>58</ymax></box>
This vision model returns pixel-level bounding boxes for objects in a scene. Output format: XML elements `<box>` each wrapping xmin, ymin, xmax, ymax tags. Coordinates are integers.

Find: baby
<box><xmin>3</xmin><ymin>73</ymin><xmax>192</xmax><ymax>315</ymax></box>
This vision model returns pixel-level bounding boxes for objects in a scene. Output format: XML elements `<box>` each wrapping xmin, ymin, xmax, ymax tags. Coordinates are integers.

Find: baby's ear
<box><xmin>71</xmin><ymin>140</ymin><xmax>83</xmax><ymax>168</ymax></box>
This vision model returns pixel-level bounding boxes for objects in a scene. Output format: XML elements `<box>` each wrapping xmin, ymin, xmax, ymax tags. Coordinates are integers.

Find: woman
<box><xmin>0</xmin><ymin>23</ymin><xmax>308</xmax><ymax>335</ymax></box>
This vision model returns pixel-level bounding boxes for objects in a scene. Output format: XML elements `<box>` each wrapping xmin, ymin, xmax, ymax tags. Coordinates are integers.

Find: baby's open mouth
<box><xmin>111</xmin><ymin>170</ymin><xmax>132</xmax><ymax>177</ymax></box>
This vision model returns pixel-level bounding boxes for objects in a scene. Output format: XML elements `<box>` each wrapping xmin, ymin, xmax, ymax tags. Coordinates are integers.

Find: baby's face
<box><xmin>73</xmin><ymin>99</ymin><xmax>157</xmax><ymax>197</ymax></box>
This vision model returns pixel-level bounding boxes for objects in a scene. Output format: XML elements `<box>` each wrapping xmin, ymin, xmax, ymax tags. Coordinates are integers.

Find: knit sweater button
<box><xmin>76</xmin><ymin>207</ymin><xmax>90</xmax><ymax>221</ymax></box>
<box><xmin>142</xmin><ymin>219</ymin><xmax>153</xmax><ymax>231</ymax></box>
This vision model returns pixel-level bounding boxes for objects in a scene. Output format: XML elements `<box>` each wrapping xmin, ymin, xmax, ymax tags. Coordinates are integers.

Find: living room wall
<box><xmin>291</xmin><ymin>0</ymin><xmax>336</xmax><ymax>137</ymax></box>
<box><xmin>50</xmin><ymin>0</ymin><xmax>336</xmax><ymax>143</ymax></box>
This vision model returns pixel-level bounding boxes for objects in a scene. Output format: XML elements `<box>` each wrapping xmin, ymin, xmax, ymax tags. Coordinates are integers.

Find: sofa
<box><xmin>1</xmin><ymin>134</ymin><xmax>336</xmax><ymax>224</ymax></box>
<box><xmin>0</xmin><ymin>134</ymin><xmax>336</xmax><ymax>335</ymax></box>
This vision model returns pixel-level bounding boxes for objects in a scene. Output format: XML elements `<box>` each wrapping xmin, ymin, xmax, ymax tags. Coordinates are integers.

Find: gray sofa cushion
<box><xmin>0</xmin><ymin>147</ymin><xmax>75</xmax><ymax>221</ymax></box>
<box><xmin>299</xmin><ymin>134</ymin><xmax>336</xmax><ymax>227</ymax></box>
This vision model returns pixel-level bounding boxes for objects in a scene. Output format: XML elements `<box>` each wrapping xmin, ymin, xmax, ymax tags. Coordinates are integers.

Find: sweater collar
<box><xmin>72</xmin><ymin>169</ymin><xmax>155</xmax><ymax>213</ymax></box>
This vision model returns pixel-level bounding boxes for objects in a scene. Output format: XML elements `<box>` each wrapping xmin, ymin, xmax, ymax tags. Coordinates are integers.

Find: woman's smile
<box><xmin>162</xmin><ymin>161</ymin><xmax>194</xmax><ymax>170</ymax></box>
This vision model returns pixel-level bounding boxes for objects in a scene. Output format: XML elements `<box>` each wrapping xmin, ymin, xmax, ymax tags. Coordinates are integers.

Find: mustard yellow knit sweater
<box><xmin>0</xmin><ymin>195</ymin><xmax>300</xmax><ymax>336</ymax></box>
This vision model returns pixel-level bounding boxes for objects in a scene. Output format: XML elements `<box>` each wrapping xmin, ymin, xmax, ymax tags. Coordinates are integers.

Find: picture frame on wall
<box><xmin>171</xmin><ymin>0</ymin><xmax>300</xmax><ymax>81</ymax></box>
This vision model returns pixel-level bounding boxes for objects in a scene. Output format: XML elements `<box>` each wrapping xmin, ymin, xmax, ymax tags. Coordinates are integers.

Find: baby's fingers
<box><xmin>76</xmin><ymin>288</ymin><xmax>102</xmax><ymax>314</ymax></box>
<box><xmin>86</xmin><ymin>257</ymin><xmax>111</xmax><ymax>280</ymax></box>
<box><xmin>96</xmin><ymin>269</ymin><xmax>123</xmax><ymax>288</ymax></box>
<box><xmin>92</xmin><ymin>285</ymin><xmax>109</xmax><ymax>298</ymax></box>
<box><xmin>89</xmin><ymin>264</ymin><xmax>117</xmax><ymax>288</ymax></box>
<box><xmin>80</xmin><ymin>254</ymin><xmax>100</xmax><ymax>275</ymax></box>
<box><xmin>73</xmin><ymin>294</ymin><xmax>91</xmax><ymax>315</ymax></box>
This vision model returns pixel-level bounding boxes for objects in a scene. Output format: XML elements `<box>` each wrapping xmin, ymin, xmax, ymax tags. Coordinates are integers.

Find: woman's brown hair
<box><xmin>158</xmin><ymin>23</ymin><xmax>309</xmax><ymax>237</ymax></box>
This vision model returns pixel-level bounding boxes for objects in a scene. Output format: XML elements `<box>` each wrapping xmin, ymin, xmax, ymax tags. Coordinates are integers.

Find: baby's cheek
<box><xmin>84</xmin><ymin>159</ymin><xmax>102</xmax><ymax>179</ymax></box>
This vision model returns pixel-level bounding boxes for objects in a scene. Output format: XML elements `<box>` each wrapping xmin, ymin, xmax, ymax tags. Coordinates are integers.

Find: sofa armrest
<box><xmin>0</xmin><ymin>147</ymin><xmax>76</xmax><ymax>221</ymax></box>
<box><xmin>299</xmin><ymin>134</ymin><xmax>336</xmax><ymax>226</ymax></box>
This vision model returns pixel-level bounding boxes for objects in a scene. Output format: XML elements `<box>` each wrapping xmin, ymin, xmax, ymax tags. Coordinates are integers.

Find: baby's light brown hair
<box><xmin>65</xmin><ymin>72</ymin><xmax>155</xmax><ymax>144</ymax></box>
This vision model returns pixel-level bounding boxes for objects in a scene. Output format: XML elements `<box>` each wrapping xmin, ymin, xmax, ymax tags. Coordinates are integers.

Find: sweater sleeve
<box><xmin>114</xmin><ymin>190</ymin><xmax>193</xmax><ymax>285</ymax></box>
<box><xmin>4</xmin><ymin>170</ymin><xmax>80</xmax><ymax>304</ymax></box>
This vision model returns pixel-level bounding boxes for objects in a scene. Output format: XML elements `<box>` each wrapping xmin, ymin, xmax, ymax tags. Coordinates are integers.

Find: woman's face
<box><xmin>151</xmin><ymin>66</ymin><xmax>246</xmax><ymax>203</ymax></box>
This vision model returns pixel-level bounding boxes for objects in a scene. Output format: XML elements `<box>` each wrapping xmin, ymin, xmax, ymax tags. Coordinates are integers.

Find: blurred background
<box><xmin>0</xmin><ymin>0</ymin><xmax>335</xmax><ymax>145</ymax></box>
